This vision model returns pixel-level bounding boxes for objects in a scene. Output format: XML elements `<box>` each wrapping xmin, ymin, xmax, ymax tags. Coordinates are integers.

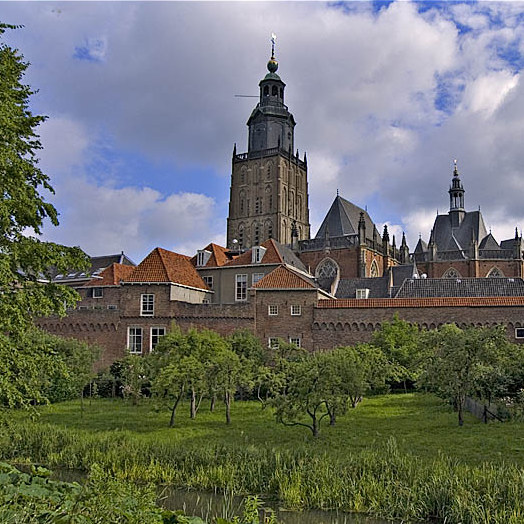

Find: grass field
<box><xmin>3</xmin><ymin>393</ymin><xmax>524</xmax><ymax>522</ymax></box>
<box><xmin>14</xmin><ymin>393</ymin><xmax>524</xmax><ymax>465</ymax></box>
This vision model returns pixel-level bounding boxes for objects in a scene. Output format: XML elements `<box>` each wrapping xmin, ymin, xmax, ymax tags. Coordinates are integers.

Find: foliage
<box><xmin>371</xmin><ymin>314</ymin><xmax>421</xmax><ymax>388</ymax></box>
<box><xmin>0</xmin><ymin>23</ymin><xmax>89</xmax><ymax>410</ymax></box>
<box><xmin>419</xmin><ymin>324</ymin><xmax>518</xmax><ymax>425</ymax></box>
<box><xmin>120</xmin><ymin>354</ymin><xmax>149</xmax><ymax>405</ymax></box>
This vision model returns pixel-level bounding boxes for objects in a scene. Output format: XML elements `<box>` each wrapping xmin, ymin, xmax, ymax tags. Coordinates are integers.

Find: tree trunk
<box><xmin>210</xmin><ymin>394</ymin><xmax>216</xmax><ymax>412</ymax></box>
<box><xmin>458</xmin><ymin>396</ymin><xmax>464</xmax><ymax>426</ymax></box>
<box><xmin>190</xmin><ymin>389</ymin><xmax>196</xmax><ymax>419</ymax></box>
<box><xmin>311</xmin><ymin>415</ymin><xmax>319</xmax><ymax>437</ymax></box>
<box><xmin>169</xmin><ymin>395</ymin><xmax>182</xmax><ymax>428</ymax></box>
<box><xmin>329</xmin><ymin>410</ymin><xmax>336</xmax><ymax>426</ymax></box>
<box><xmin>225</xmin><ymin>391</ymin><xmax>231</xmax><ymax>425</ymax></box>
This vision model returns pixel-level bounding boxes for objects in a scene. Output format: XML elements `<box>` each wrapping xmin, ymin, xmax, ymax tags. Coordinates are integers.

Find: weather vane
<box><xmin>271</xmin><ymin>33</ymin><xmax>277</xmax><ymax>59</ymax></box>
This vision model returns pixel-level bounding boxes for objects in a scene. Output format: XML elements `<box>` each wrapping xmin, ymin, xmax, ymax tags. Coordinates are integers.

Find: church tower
<box><xmin>227</xmin><ymin>37</ymin><xmax>310</xmax><ymax>250</ymax></box>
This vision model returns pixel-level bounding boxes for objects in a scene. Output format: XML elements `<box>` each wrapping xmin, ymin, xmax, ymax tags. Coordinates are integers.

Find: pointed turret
<box><xmin>449</xmin><ymin>159</ymin><xmax>465</xmax><ymax>228</ymax></box>
<box><xmin>400</xmin><ymin>232</ymin><xmax>410</xmax><ymax>264</ymax></box>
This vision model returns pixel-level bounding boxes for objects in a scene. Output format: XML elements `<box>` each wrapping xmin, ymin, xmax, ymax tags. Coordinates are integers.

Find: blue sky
<box><xmin>3</xmin><ymin>1</ymin><xmax>524</xmax><ymax>262</ymax></box>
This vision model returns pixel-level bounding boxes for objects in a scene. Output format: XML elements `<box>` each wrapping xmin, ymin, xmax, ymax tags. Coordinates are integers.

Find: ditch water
<box><xmin>52</xmin><ymin>468</ymin><xmax>391</xmax><ymax>524</ymax></box>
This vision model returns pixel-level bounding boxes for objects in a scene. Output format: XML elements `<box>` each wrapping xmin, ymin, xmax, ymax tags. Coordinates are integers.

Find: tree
<box><xmin>371</xmin><ymin>315</ymin><xmax>421</xmax><ymax>391</ymax></box>
<box><xmin>0</xmin><ymin>24</ymin><xmax>89</xmax><ymax>409</ymax></box>
<box><xmin>419</xmin><ymin>324</ymin><xmax>515</xmax><ymax>426</ymax></box>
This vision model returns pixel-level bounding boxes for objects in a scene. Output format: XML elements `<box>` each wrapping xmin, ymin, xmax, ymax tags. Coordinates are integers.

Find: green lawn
<box><xmin>15</xmin><ymin>393</ymin><xmax>524</xmax><ymax>466</ymax></box>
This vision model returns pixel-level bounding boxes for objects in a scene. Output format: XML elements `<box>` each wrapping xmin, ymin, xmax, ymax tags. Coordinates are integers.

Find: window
<box><xmin>252</xmin><ymin>245</ymin><xmax>267</xmax><ymax>264</ymax></box>
<box><xmin>203</xmin><ymin>275</ymin><xmax>213</xmax><ymax>289</ymax></box>
<box><xmin>289</xmin><ymin>337</ymin><xmax>301</xmax><ymax>348</ymax></box>
<box><xmin>196</xmin><ymin>250</ymin><xmax>211</xmax><ymax>267</ymax></box>
<box><xmin>442</xmin><ymin>267</ymin><xmax>461</xmax><ymax>279</ymax></box>
<box><xmin>268</xmin><ymin>338</ymin><xmax>279</xmax><ymax>349</ymax></box>
<box><xmin>107</xmin><ymin>304</ymin><xmax>118</xmax><ymax>310</ymax></box>
<box><xmin>141</xmin><ymin>294</ymin><xmax>154</xmax><ymax>316</ymax></box>
<box><xmin>92</xmin><ymin>287</ymin><xmax>103</xmax><ymax>299</ymax></box>
<box><xmin>128</xmin><ymin>327</ymin><xmax>143</xmax><ymax>354</ymax></box>
<box><xmin>252</xmin><ymin>273</ymin><xmax>264</xmax><ymax>285</ymax></box>
<box><xmin>316</xmin><ymin>258</ymin><xmax>339</xmax><ymax>279</ymax></box>
<box><xmin>150</xmin><ymin>327</ymin><xmax>166</xmax><ymax>351</ymax></box>
<box><xmin>291</xmin><ymin>305</ymin><xmax>301</xmax><ymax>316</ymax></box>
<box><xmin>356</xmin><ymin>289</ymin><xmax>370</xmax><ymax>299</ymax></box>
<box><xmin>235</xmin><ymin>274</ymin><xmax>247</xmax><ymax>301</ymax></box>
<box><xmin>516</xmin><ymin>328</ymin><xmax>524</xmax><ymax>339</ymax></box>
<box><xmin>268</xmin><ymin>305</ymin><xmax>278</xmax><ymax>316</ymax></box>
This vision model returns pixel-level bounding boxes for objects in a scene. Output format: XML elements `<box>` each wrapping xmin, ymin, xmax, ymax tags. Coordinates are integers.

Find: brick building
<box><xmin>38</xmin><ymin>43</ymin><xmax>524</xmax><ymax>368</ymax></box>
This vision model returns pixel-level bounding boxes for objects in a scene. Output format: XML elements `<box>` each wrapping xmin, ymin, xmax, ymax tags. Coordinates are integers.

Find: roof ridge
<box><xmin>267</xmin><ymin>238</ymin><xmax>284</xmax><ymax>264</ymax></box>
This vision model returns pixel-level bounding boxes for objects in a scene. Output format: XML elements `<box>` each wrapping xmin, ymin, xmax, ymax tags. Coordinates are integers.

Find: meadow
<box><xmin>2</xmin><ymin>393</ymin><xmax>524</xmax><ymax>522</ymax></box>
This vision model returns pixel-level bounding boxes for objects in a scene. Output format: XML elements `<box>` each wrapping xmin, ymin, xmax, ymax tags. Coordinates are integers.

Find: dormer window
<box><xmin>356</xmin><ymin>288</ymin><xmax>370</xmax><ymax>299</ymax></box>
<box><xmin>252</xmin><ymin>246</ymin><xmax>267</xmax><ymax>264</ymax></box>
<box><xmin>196</xmin><ymin>250</ymin><xmax>211</xmax><ymax>267</ymax></box>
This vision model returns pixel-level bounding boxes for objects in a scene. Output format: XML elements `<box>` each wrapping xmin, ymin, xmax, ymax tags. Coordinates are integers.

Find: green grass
<box><xmin>14</xmin><ymin>393</ymin><xmax>524</xmax><ymax>466</ymax></box>
<box><xmin>3</xmin><ymin>393</ymin><xmax>524</xmax><ymax>522</ymax></box>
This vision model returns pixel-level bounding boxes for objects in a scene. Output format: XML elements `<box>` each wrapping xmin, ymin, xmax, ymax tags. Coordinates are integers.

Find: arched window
<box><xmin>283</xmin><ymin>187</ymin><xmax>287</xmax><ymax>214</ymax></box>
<box><xmin>240</xmin><ymin>167</ymin><xmax>246</xmax><ymax>184</ymax></box>
<box><xmin>487</xmin><ymin>267</ymin><xmax>504</xmax><ymax>278</ymax></box>
<box><xmin>263</xmin><ymin>85</ymin><xmax>269</xmax><ymax>96</ymax></box>
<box><xmin>266</xmin><ymin>163</ymin><xmax>272</xmax><ymax>179</ymax></box>
<box><xmin>442</xmin><ymin>267</ymin><xmax>462</xmax><ymax>279</ymax></box>
<box><xmin>279</xmin><ymin>87</ymin><xmax>283</xmax><ymax>99</ymax></box>
<box><xmin>272</xmin><ymin>85</ymin><xmax>278</xmax><ymax>96</ymax></box>
<box><xmin>238</xmin><ymin>225</ymin><xmax>244</xmax><ymax>249</ymax></box>
<box><xmin>370</xmin><ymin>259</ymin><xmax>379</xmax><ymax>278</ymax></box>
<box><xmin>253</xmin><ymin>223</ymin><xmax>260</xmax><ymax>246</ymax></box>
<box><xmin>297</xmin><ymin>195</ymin><xmax>302</xmax><ymax>219</ymax></box>
<box><xmin>266</xmin><ymin>220</ymin><xmax>273</xmax><ymax>239</ymax></box>
<box><xmin>315</xmin><ymin>258</ymin><xmax>339</xmax><ymax>279</ymax></box>
<box><xmin>290</xmin><ymin>192</ymin><xmax>295</xmax><ymax>218</ymax></box>
<box><xmin>239</xmin><ymin>190</ymin><xmax>245</xmax><ymax>215</ymax></box>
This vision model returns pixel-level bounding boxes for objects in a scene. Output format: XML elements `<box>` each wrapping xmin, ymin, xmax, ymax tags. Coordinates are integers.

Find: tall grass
<box><xmin>1</xmin><ymin>416</ymin><xmax>524</xmax><ymax>522</ymax></box>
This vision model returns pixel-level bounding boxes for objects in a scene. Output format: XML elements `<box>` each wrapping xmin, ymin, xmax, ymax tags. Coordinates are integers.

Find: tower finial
<box><xmin>453</xmin><ymin>159</ymin><xmax>459</xmax><ymax>176</ymax></box>
<box><xmin>267</xmin><ymin>33</ymin><xmax>279</xmax><ymax>73</ymax></box>
<box><xmin>271</xmin><ymin>33</ymin><xmax>276</xmax><ymax>60</ymax></box>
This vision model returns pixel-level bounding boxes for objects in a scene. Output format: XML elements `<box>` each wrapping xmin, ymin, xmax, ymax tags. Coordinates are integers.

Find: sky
<box><xmin>3</xmin><ymin>0</ymin><xmax>524</xmax><ymax>263</ymax></box>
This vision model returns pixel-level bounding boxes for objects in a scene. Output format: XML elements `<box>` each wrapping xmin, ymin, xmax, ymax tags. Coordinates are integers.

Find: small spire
<box><xmin>401</xmin><ymin>232</ymin><xmax>407</xmax><ymax>247</ymax></box>
<box><xmin>233</xmin><ymin>143</ymin><xmax>237</xmax><ymax>156</ymax></box>
<box><xmin>336</xmin><ymin>188</ymin><xmax>339</xmax><ymax>197</ymax></box>
<box><xmin>271</xmin><ymin>32</ymin><xmax>276</xmax><ymax>59</ymax></box>
<box><xmin>382</xmin><ymin>224</ymin><xmax>389</xmax><ymax>243</ymax></box>
<box><xmin>453</xmin><ymin>159</ymin><xmax>459</xmax><ymax>176</ymax></box>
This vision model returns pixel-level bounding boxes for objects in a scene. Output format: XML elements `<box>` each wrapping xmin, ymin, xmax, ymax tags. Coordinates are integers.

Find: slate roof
<box><xmin>253</xmin><ymin>265</ymin><xmax>317</xmax><ymax>290</ymax></box>
<box><xmin>125</xmin><ymin>247</ymin><xmax>209</xmax><ymax>290</ymax></box>
<box><xmin>414</xmin><ymin>238</ymin><xmax>428</xmax><ymax>254</ymax></box>
<box><xmin>335</xmin><ymin>277</ymin><xmax>391</xmax><ymax>299</ymax></box>
<box><xmin>84</xmin><ymin>263</ymin><xmax>135</xmax><ymax>287</ymax></box>
<box><xmin>52</xmin><ymin>252</ymin><xmax>136</xmax><ymax>283</ymax></box>
<box><xmin>394</xmin><ymin>277</ymin><xmax>524</xmax><ymax>299</ymax></box>
<box><xmin>479</xmin><ymin>233</ymin><xmax>501</xmax><ymax>250</ymax></box>
<box><xmin>431</xmin><ymin>211</ymin><xmax>488</xmax><ymax>252</ymax></box>
<box><xmin>315</xmin><ymin>195</ymin><xmax>380</xmax><ymax>241</ymax></box>
<box><xmin>190</xmin><ymin>243</ymin><xmax>230</xmax><ymax>267</ymax></box>
<box><xmin>225</xmin><ymin>239</ymin><xmax>307</xmax><ymax>272</ymax></box>
<box><xmin>391</xmin><ymin>264</ymin><xmax>419</xmax><ymax>287</ymax></box>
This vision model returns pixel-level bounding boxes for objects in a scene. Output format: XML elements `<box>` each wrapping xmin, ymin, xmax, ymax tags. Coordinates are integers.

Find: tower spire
<box><xmin>449</xmin><ymin>159</ymin><xmax>465</xmax><ymax>227</ymax></box>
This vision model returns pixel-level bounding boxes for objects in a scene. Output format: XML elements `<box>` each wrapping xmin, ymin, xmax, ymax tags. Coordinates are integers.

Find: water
<box><xmin>160</xmin><ymin>487</ymin><xmax>392</xmax><ymax>524</ymax></box>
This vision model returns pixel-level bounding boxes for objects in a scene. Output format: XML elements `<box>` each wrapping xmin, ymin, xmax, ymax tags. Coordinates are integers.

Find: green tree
<box><xmin>120</xmin><ymin>354</ymin><xmax>149</xmax><ymax>405</ymax></box>
<box><xmin>0</xmin><ymin>24</ymin><xmax>88</xmax><ymax>409</ymax></box>
<box><xmin>371</xmin><ymin>315</ymin><xmax>421</xmax><ymax>391</ymax></box>
<box><xmin>419</xmin><ymin>324</ymin><xmax>515</xmax><ymax>425</ymax></box>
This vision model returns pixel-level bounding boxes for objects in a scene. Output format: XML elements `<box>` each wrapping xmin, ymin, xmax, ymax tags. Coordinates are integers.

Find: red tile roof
<box><xmin>125</xmin><ymin>248</ymin><xmax>209</xmax><ymax>290</ymax></box>
<box><xmin>84</xmin><ymin>263</ymin><xmax>135</xmax><ymax>287</ymax></box>
<box><xmin>190</xmin><ymin>243</ymin><xmax>230</xmax><ymax>267</ymax></box>
<box><xmin>253</xmin><ymin>265</ymin><xmax>316</xmax><ymax>290</ymax></box>
<box><xmin>317</xmin><ymin>297</ymin><xmax>524</xmax><ymax>309</ymax></box>
<box><xmin>226</xmin><ymin>238</ymin><xmax>284</xmax><ymax>266</ymax></box>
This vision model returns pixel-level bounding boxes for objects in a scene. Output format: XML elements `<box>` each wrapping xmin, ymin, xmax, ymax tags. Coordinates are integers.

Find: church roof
<box><xmin>125</xmin><ymin>247</ymin><xmax>209</xmax><ymax>290</ymax></box>
<box><xmin>335</xmin><ymin>277</ymin><xmax>390</xmax><ymax>299</ymax></box>
<box><xmin>431</xmin><ymin>211</ymin><xmax>488</xmax><ymax>252</ymax></box>
<box><xmin>84</xmin><ymin>263</ymin><xmax>135</xmax><ymax>287</ymax></box>
<box><xmin>253</xmin><ymin>265</ymin><xmax>316</xmax><ymax>290</ymax></box>
<box><xmin>315</xmin><ymin>195</ymin><xmax>380</xmax><ymax>241</ymax></box>
<box><xmin>479</xmin><ymin>232</ymin><xmax>501</xmax><ymax>250</ymax></box>
<box><xmin>414</xmin><ymin>238</ymin><xmax>428</xmax><ymax>253</ymax></box>
<box><xmin>395</xmin><ymin>277</ymin><xmax>524</xmax><ymax>298</ymax></box>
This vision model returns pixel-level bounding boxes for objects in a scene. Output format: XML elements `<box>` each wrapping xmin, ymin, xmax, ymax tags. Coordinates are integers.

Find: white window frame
<box><xmin>515</xmin><ymin>328</ymin><xmax>524</xmax><ymax>339</ymax></box>
<box><xmin>92</xmin><ymin>287</ymin><xmax>103</xmax><ymax>299</ymax></box>
<box><xmin>235</xmin><ymin>274</ymin><xmax>248</xmax><ymax>302</ymax></box>
<box><xmin>268</xmin><ymin>305</ymin><xmax>278</xmax><ymax>316</ymax></box>
<box><xmin>356</xmin><ymin>288</ymin><xmax>370</xmax><ymax>299</ymax></box>
<box><xmin>291</xmin><ymin>305</ymin><xmax>301</xmax><ymax>316</ymax></box>
<box><xmin>251</xmin><ymin>246</ymin><xmax>267</xmax><ymax>264</ymax></box>
<box><xmin>289</xmin><ymin>337</ymin><xmax>301</xmax><ymax>348</ymax></box>
<box><xmin>150</xmin><ymin>326</ymin><xmax>166</xmax><ymax>351</ymax></box>
<box><xmin>268</xmin><ymin>337</ymin><xmax>279</xmax><ymax>349</ymax></box>
<box><xmin>141</xmin><ymin>294</ymin><xmax>155</xmax><ymax>316</ymax></box>
<box><xmin>197</xmin><ymin>250</ymin><xmax>211</xmax><ymax>267</ymax></box>
<box><xmin>128</xmin><ymin>327</ymin><xmax>143</xmax><ymax>354</ymax></box>
<box><xmin>252</xmin><ymin>273</ymin><xmax>264</xmax><ymax>285</ymax></box>
<box><xmin>203</xmin><ymin>275</ymin><xmax>214</xmax><ymax>289</ymax></box>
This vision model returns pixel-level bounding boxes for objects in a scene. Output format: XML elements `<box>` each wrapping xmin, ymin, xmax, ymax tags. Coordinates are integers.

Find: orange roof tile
<box><xmin>125</xmin><ymin>248</ymin><xmax>209</xmax><ymax>290</ymax></box>
<box><xmin>317</xmin><ymin>297</ymin><xmax>524</xmax><ymax>309</ymax></box>
<box><xmin>254</xmin><ymin>265</ymin><xmax>316</xmax><ymax>290</ymax></box>
<box><xmin>226</xmin><ymin>239</ymin><xmax>283</xmax><ymax>267</ymax></box>
<box><xmin>191</xmin><ymin>243</ymin><xmax>230</xmax><ymax>267</ymax></box>
<box><xmin>85</xmin><ymin>263</ymin><xmax>135</xmax><ymax>287</ymax></box>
